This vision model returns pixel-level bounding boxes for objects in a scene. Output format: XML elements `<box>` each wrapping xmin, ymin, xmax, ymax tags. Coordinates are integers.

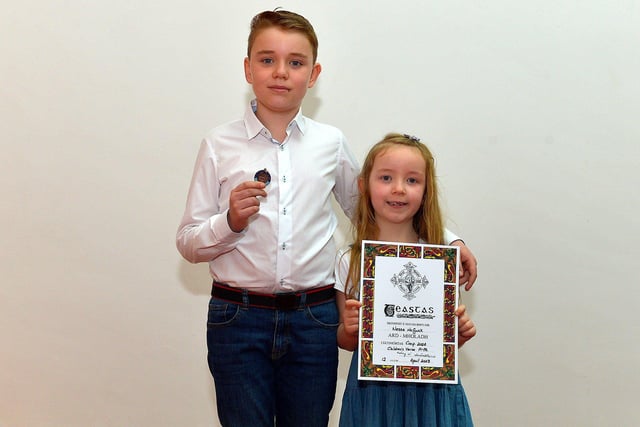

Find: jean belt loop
<box><xmin>298</xmin><ymin>292</ymin><xmax>307</xmax><ymax>309</ymax></box>
<box><xmin>241</xmin><ymin>289</ymin><xmax>249</xmax><ymax>309</ymax></box>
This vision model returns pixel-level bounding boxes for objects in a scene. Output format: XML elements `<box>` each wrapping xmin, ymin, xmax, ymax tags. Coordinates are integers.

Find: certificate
<box><xmin>357</xmin><ymin>240</ymin><xmax>460</xmax><ymax>383</ymax></box>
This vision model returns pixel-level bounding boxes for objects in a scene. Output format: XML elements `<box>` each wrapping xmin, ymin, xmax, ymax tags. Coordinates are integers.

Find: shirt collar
<box><xmin>243</xmin><ymin>99</ymin><xmax>305</xmax><ymax>141</ymax></box>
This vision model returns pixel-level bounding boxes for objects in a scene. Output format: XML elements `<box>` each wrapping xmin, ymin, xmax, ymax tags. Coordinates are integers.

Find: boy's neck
<box><xmin>255</xmin><ymin>105</ymin><xmax>298</xmax><ymax>143</ymax></box>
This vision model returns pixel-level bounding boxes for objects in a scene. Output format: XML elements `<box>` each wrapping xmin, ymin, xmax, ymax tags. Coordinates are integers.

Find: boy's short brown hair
<box><xmin>247</xmin><ymin>10</ymin><xmax>319</xmax><ymax>63</ymax></box>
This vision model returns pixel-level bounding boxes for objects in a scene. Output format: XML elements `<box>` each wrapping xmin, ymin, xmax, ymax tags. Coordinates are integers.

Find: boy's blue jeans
<box><xmin>206</xmin><ymin>295</ymin><xmax>339</xmax><ymax>427</ymax></box>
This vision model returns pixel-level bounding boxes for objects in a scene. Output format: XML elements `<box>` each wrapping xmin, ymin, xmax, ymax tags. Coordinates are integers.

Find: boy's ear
<box><xmin>244</xmin><ymin>57</ymin><xmax>253</xmax><ymax>84</ymax></box>
<box><xmin>307</xmin><ymin>62</ymin><xmax>322</xmax><ymax>88</ymax></box>
<box><xmin>357</xmin><ymin>176</ymin><xmax>365</xmax><ymax>194</ymax></box>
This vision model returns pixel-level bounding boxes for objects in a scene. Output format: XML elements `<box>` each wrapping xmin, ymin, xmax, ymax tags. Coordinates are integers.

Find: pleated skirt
<box><xmin>339</xmin><ymin>352</ymin><xmax>474</xmax><ymax>427</ymax></box>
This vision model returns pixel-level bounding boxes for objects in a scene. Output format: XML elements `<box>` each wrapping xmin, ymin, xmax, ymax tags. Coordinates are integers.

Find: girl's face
<box><xmin>244</xmin><ymin>27</ymin><xmax>321</xmax><ymax>121</ymax></box>
<box><xmin>368</xmin><ymin>145</ymin><xmax>426</xmax><ymax>230</ymax></box>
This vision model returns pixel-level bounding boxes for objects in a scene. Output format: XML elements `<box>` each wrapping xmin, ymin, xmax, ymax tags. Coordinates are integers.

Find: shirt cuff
<box><xmin>210</xmin><ymin>210</ymin><xmax>245</xmax><ymax>244</ymax></box>
<box><xmin>444</xmin><ymin>228</ymin><xmax>462</xmax><ymax>245</ymax></box>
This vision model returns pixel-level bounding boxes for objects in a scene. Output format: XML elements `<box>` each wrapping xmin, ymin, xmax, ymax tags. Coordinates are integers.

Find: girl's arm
<box><xmin>336</xmin><ymin>291</ymin><xmax>362</xmax><ymax>351</ymax></box>
<box><xmin>455</xmin><ymin>304</ymin><xmax>477</xmax><ymax>348</ymax></box>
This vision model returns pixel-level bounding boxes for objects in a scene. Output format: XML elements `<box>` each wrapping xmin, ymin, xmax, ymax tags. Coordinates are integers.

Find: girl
<box><xmin>336</xmin><ymin>133</ymin><xmax>477</xmax><ymax>427</ymax></box>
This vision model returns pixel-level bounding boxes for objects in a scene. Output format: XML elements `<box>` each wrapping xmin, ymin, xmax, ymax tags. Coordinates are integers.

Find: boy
<box><xmin>176</xmin><ymin>10</ymin><xmax>477</xmax><ymax>427</ymax></box>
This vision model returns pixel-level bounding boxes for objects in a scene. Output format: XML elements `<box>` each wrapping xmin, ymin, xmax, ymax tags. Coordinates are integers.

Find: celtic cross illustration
<box><xmin>390</xmin><ymin>261</ymin><xmax>429</xmax><ymax>300</ymax></box>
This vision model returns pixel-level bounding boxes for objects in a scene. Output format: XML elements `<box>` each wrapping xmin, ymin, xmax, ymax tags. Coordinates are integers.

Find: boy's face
<box><xmin>244</xmin><ymin>27</ymin><xmax>321</xmax><ymax>120</ymax></box>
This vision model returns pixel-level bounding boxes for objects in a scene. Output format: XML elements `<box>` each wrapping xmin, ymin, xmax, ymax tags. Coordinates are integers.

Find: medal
<box><xmin>254</xmin><ymin>168</ymin><xmax>271</xmax><ymax>186</ymax></box>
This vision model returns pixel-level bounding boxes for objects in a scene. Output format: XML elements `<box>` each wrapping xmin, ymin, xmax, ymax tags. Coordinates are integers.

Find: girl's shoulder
<box><xmin>334</xmin><ymin>244</ymin><xmax>354</xmax><ymax>293</ymax></box>
<box><xmin>336</xmin><ymin>244</ymin><xmax>353</xmax><ymax>258</ymax></box>
<box><xmin>335</xmin><ymin>245</ymin><xmax>353</xmax><ymax>272</ymax></box>
<box><xmin>335</xmin><ymin>244</ymin><xmax>355</xmax><ymax>268</ymax></box>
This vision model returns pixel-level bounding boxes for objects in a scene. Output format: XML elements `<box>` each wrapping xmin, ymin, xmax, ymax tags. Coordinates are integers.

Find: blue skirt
<box><xmin>339</xmin><ymin>352</ymin><xmax>474</xmax><ymax>427</ymax></box>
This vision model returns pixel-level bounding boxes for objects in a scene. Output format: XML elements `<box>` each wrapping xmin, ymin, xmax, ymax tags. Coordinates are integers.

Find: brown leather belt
<box><xmin>211</xmin><ymin>282</ymin><xmax>335</xmax><ymax>310</ymax></box>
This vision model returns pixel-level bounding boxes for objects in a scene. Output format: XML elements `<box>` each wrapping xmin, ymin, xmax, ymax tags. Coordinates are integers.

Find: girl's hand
<box><xmin>337</xmin><ymin>292</ymin><xmax>362</xmax><ymax>351</ymax></box>
<box><xmin>343</xmin><ymin>299</ymin><xmax>362</xmax><ymax>337</ymax></box>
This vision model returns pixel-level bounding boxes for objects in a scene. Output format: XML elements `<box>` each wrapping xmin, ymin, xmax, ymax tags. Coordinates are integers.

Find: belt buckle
<box><xmin>274</xmin><ymin>292</ymin><xmax>300</xmax><ymax>310</ymax></box>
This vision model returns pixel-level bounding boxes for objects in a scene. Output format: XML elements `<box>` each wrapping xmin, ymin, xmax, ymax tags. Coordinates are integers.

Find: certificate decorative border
<box><xmin>358</xmin><ymin>240</ymin><xmax>459</xmax><ymax>383</ymax></box>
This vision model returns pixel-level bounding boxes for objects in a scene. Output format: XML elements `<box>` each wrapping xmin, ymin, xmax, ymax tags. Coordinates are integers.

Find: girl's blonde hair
<box><xmin>344</xmin><ymin>133</ymin><xmax>445</xmax><ymax>298</ymax></box>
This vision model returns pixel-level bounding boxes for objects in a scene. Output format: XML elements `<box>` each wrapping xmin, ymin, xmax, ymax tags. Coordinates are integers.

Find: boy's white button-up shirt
<box><xmin>177</xmin><ymin>101</ymin><xmax>360</xmax><ymax>293</ymax></box>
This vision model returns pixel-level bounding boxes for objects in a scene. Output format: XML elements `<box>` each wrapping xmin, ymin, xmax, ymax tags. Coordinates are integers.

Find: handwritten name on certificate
<box><xmin>357</xmin><ymin>240</ymin><xmax>460</xmax><ymax>384</ymax></box>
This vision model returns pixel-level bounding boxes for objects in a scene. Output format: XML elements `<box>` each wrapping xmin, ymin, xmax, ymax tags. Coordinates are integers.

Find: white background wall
<box><xmin>2</xmin><ymin>1</ymin><xmax>639</xmax><ymax>426</ymax></box>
